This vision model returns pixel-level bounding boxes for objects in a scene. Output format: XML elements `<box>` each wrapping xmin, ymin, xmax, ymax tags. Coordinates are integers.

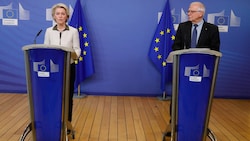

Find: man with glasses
<box><xmin>172</xmin><ymin>1</ymin><xmax>220</xmax><ymax>51</ymax></box>
<box><xmin>165</xmin><ymin>1</ymin><xmax>220</xmax><ymax>137</ymax></box>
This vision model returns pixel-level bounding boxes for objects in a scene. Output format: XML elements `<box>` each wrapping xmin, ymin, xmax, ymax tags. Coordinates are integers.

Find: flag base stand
<box><xmin>157</xmin><ymin>96</ymin><xmax>171</xmax><ymax>101</ymax></box>
<box><xmin>73</xmin><ymin>93</ymin><xmax>87</xmax><ymax>99</ymax></box>
<box><xmin>73</xmin><ymin>85</ymin><xmax>87</xmax><ymax>99</ymax></box>
<box><xmin>157</xmin><ymin>91</ymin><xmax>171</xmax><ymax>101</ymax></box>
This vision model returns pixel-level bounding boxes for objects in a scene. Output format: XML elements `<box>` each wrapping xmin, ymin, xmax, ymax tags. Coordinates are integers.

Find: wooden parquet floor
<box><xmin>0</xmin><ymin>94</ymin><xmax>250</xmax><ymax>141</ymax></box>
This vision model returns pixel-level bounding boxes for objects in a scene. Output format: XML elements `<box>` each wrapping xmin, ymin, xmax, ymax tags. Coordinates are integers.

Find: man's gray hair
<box><xmin>191</xmin><ymin>2</ymin><xmax>206</xmax><ymax>13</ymax></box>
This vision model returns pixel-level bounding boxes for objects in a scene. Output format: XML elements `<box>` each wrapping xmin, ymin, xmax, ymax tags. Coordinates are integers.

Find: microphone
<box><xmin>34</xmin><ymin>29</ymin><xmax>43</xmax><ymax>44</ymax></box>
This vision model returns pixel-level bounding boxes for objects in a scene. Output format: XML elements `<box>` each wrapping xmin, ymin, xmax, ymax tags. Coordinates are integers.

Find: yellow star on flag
<box><xmin>160</xmin><ymin>30</ymin><xmax>164</xmax><ymax>36</ymax></box>
<box><xmin>162</xmin><ymin>61</ymin><xmax>166</xmax><ymax>67</ymax></box>
<box><xmin>79</xmin><ymin>56</ymin><xmax>83</xmax><ymax>61</ymax></box>
<box><xmin>78</xmin><ymin>26</ymin><xmax>82</xmax><ymax>31</ymax></box>
<box><xmin>83</xmin><ymin>50</ymin><xmax>87</xmax><ymax>56</ymax></box>
<box><xmin>84</xmin><ymin>42</ymin><xmax>89</xmax><ymax>47</ymax></box>
<box><xmin>83</xmin><ymin>33</ymin><xmax>87</xmax><ymax>38</ymax></box>
<box><xmin>75</xmin><ymin>60</ymin><xmax>78</xmax><ymax>64</ymax></box>
<box><xmin>171</xmin><ymin>35</ymin><xmax>175</xmax><ymax>40</ymax></box>
<box><xmin>157</xmin><ymin>54</ymin><xmax>162</xmax><ymax>60</ymax></box>
<box><xmin>166</xmin><ymin>28</ymin><xmax>170</xmax><ymax>33</ymax></box>
<box><xmin>155</xmin><ymin>38</ymin><xmax>160</xmax><ymax>43</ymax></box>
<box><xmin>154</xmin><ymin>47</ymin><xmax>159</xmax><ymax>52</ymax></box>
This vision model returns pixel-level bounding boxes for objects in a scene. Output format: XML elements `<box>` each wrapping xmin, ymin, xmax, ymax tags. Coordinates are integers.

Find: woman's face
<box><xmin>53</xmin><ymin>7</ymin><xmax>68</xmax><ymax>25</ymax></box>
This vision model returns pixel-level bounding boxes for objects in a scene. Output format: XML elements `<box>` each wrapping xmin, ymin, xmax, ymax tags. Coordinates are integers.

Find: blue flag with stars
<box><xmin>148</xmin><ymin>0</ymin><xmax>175</xmax><ymax>92</ymax></box>
<box><xmin>69</xmin><ymin>0</ymin><xmax>95</xmax><ymax>89</ymax></box>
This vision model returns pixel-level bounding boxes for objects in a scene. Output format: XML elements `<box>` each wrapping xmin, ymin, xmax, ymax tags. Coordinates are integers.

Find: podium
<box><xmin>21</xmin><ymin>44</ymin><xmax>74</xmax><ymax>141</ymax></box>
<box><xmin>165</xmin><ymin>48</ymin><xmax>222</xmax><ymax>141</ymax></box>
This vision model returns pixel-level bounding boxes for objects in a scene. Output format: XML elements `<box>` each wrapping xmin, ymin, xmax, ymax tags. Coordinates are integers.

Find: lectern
<box><xmin>164</xmin><ymin>48</ymin><xmax>222</xmax><ymax>141</ymax></box>
<box><xmin>21</xmin><ymin>44</ymin><xmax>74</xmax><ymax>141</ymax></box>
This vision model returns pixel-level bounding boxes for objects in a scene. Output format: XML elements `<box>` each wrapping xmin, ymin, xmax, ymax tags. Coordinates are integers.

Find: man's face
<box><xmin>187</xmin><ymin>4</ymin><xmax>204</xmax><ymax>24</ymax></box>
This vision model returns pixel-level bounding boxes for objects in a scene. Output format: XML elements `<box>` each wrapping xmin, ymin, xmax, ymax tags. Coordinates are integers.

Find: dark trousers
<box><xmin>68</xmin><ymin>64</ymin><xmax>75</xmax><ymax>122</ymax></box>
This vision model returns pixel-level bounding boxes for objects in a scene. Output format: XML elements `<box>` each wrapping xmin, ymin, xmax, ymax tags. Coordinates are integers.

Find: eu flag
<box><xmin>148</xmin><ymin>0</ymin><xmax>175</xmax><ymax>92</ymax></box>
<box><xmin>69</xmin><ymin>0</ymin><xmax>95</xmax><ymax>89</ymax></box>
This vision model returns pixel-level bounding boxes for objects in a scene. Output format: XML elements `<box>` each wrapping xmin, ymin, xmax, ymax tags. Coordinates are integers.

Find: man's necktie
<box><xmin>191</xmin><ymin>24</ymin><xmax>198</xmax><ymax>48</ymax></box>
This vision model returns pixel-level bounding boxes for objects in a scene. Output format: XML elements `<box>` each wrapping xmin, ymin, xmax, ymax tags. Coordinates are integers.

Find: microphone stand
<box><xmin>34</xmin><ymin>29</ymin><xmax>43</xmax><ymax>44</ymax></box>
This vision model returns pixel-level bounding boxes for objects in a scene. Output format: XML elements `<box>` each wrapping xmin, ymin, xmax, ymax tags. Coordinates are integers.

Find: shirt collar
<box><xmin>52</xmin><ymin>24</ymin><xmax>70</xmax><ymax>31</ymax></box>
<box><xmin>194</xmin><ymin>19</ymin><xmax>204</xmax><ymax>27</ymax></box>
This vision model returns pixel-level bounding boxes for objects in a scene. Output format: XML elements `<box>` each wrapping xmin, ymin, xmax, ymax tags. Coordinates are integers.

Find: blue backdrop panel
<box><xmin>28</xmin><ymin>48</ymin><xmax>65</xmax><ymax>141</ymax></box>
<box><xmin>177</xmin><ymin>54</ymin><xmax>215</xmax><ymax>140</ymax></box>
<box><xmin>0</xmin><ymin>0</ymin><xmax>250</xmax><ymax>98</ymax></box>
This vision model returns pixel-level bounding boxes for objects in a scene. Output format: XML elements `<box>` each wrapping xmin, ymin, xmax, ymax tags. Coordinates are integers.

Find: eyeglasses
<box><xmin>187</xmin><ymin>10</ymin><xmax>201</xmax><ymax>14</ymax></box>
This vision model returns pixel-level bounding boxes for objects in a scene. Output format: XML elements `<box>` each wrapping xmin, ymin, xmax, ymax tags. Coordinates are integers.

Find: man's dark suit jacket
<box><xmin>172</xmin><ymin>20</ymin><xmax>220</xmax><ymax>51</ymax></box>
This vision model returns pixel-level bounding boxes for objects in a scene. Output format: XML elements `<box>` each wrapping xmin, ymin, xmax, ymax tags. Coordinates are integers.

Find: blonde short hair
<box><xmin>51</xmin><ymin>3</ymin><xmax>70</xmax><ymax>21</ymax></box>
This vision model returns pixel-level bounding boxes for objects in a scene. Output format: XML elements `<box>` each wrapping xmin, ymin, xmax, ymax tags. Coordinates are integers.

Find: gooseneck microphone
<box><xmin>33</xmin><ymin>29</ymin><xmax>43</xmax><ymax>44</ymax></box>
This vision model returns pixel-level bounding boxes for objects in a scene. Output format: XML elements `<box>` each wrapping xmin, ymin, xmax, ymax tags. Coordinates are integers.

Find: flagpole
<box><xmin>73</xmin><ymin>84</ymin><xmax>87</xmax><ymax>99</ymax></box>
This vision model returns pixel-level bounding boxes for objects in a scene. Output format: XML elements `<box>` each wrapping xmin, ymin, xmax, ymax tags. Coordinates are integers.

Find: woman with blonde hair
<box><xmin>44</xmin><ymin>3</ymin><xmax>81</xmax><ymax>134</ymax></box>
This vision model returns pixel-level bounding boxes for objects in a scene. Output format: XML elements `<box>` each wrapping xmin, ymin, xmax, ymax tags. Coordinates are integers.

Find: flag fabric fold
<box><xmin>148</xmin><ymin>0</ymin><xmax>175</xmax><ymax>92</ymax></box>
<box><xmin>69</xmin><ymin>0</ymin><xmax>94</xmax><ymax>89</ymax></box>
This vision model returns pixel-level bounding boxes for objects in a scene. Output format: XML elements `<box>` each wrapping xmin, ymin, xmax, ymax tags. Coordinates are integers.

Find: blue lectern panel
<box><xmin>177</xmin><ymin>54</ymin><xmax>216</xmax><ymax>141</ymax></box>
<box><xmin>28</xmin><ymin>48</ymin><xmax>65</xmax><ymax>141</ymax></box>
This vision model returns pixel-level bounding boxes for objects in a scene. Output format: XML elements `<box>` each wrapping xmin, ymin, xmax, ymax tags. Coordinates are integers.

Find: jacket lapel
<box><xmin>197</xmin><ymin>22</ymin><xmax>208</xmax><ymax>47</ymax></box>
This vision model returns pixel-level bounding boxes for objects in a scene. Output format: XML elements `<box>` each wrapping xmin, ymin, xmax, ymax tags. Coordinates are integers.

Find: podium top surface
<box><xmin>22</xmin><ymin>44</ymin><xmax>74</xmax><ymax>52</ymax></box>
<box><xmin>167</xmin><ymin>48</ymin><xmax>222</xmax><ymax>63</ymax></box>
